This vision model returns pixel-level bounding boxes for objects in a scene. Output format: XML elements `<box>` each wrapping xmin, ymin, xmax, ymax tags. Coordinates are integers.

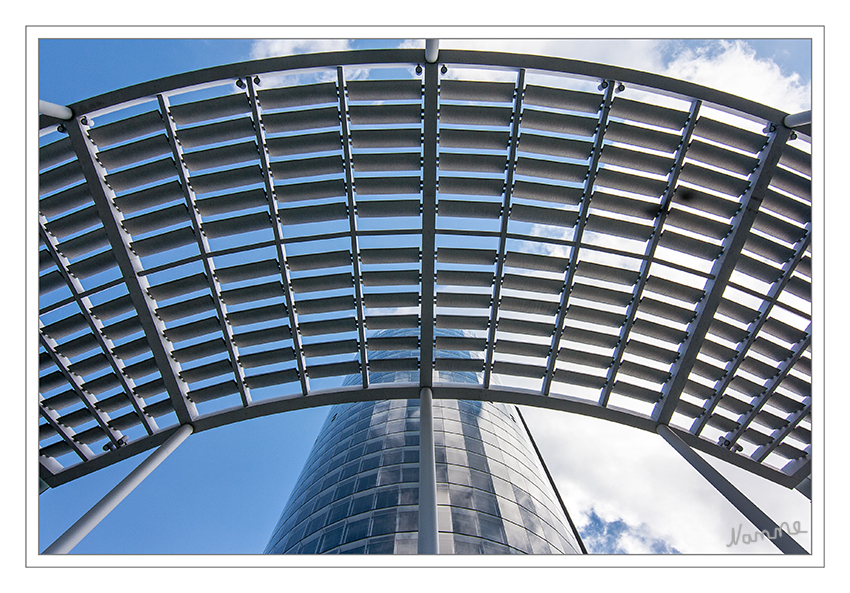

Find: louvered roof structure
<box><xmin>38</xmin><ymin>47</ymin><xmax>812</xmax><ymax>504</ymax></box>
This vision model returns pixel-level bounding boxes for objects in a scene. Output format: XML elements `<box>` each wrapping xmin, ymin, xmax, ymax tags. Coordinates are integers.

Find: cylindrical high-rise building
<box><xmin>264</xmin><ymin>330</ymin><xmax>585</xmax><ymax>554</ymax></box>
<box><xmin>264</xmin><ymin>399</ymin><xmax>583</xmax><ymax>554</ymax></box>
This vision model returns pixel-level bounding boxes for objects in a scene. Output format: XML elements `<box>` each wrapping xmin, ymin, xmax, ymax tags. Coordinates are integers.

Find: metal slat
<box><xmin>355</xmin><ymin>176</ymin><xmax>421</xmax><ymax>196</ymax></box>
<box><xmin>346</xmin><ymin>78</ymin><xmax>422</xmax><ymax>101</ymax></box>
<box><xmin>279</xmin><ymin>203</ymin><xmax>347</xmax><ymax>226</ymax></box>
<box><xmin>515</xmin><ymin>156</ymin><xmax>587</xmax><ymax>183</ymax></box>
<box><xmin>513</xmin><ymin>180</ymin><xmax>583</xmax><ymax>205</ymax></box>
<box><xmin>163</xmin><ymin>317</ymin><xmax>223</xmax><ymax>343</ymax></box>
<box><xmin>266</xmin><ymin>131</ymin><xmax>341</xmax><ymax>157</ymax></box>
<box><xmin>44</xmin><ymin>205</ymin><xmax>101</xmax><ymax>239</ymax></box>
<box><xmin>685</xmin><ymin>140</ymin><xmax>760</xmax><ymax>176</ymax></box>
<box><xmin>595</xmin><ymin>168</ymin><xmax>669</xmax><ymax>198</ymax></box>
<box><xmin>583</xmin><ymin>215</ymin><xmax>654</xmax><ymax>242</ymax></box>
<box><xmin>169</xmin><ymin>93</ymin><xmax>251</xmax><ymax>125</ymax></box>
<box><xmin>511</xmin><ymin>203</ymin><xmax>578</xmax><ymax>228</ymax></box>
<box><xmin>178</xmin><ymin>117</ymin><xmax>256</xmax><ymax>149</ymax></box>
<box><xmin>258</xmin><ymin>82</ymin><xmax>338</xmax><ymax>109</ymax></box>
<box><xmin>215</xmin><ymin>259</ymin><xmax>280</xmax><ymax>283</ymax></box>
<box><xmin>670</xmin><ymin>186</ymin><xmax>741</xmax><ymax>219</ymax></box>
<box><xmin>589</xmin><ymin>191</ymin><xmax>661</xmax><ymax>220</ymax></box>
<box><xmin>609</xmin><ymin>98</ymin><xmax>689</xmax><ymax>131</ymax></box>
<box><xmin>438</xmin><ymin>199</ymin><xmax>502</xmax><ymax>219</ymax></box>
<box><xmin>604</xmin><ymin>120</ymin><xmax>682</xmax><ymax>153</ymax></box>
<box><xmin>523</xmin><ymin>84</ymin><xmax>601</xmax><ymax>113</ymax></box>
<box><xmin>504</xmin><ymin>251</ymin><xmax>568</xmax><ymax>273</ymax></box>
<box><xmin>498</xmin><ymin>296</ymin><xmax>559</xmax><ymax>316</ymax></box>
<box><xmin>349</xmin><ymin>104</ymin><xmax>422</xmax><ymax>125</ymax></box>
<box><xmin>113</xmin><ymin>181</ymin><xmax>185</xmax><ymax>215</ymax></box>
<box><xmin>361</xmin><ymin>247</ymin><xmax>421</xmax><ymax>265</ymax></box>
<box><xmin>436</xmin><ymin>292</ymin><xmax>491</xmax><ymax>310</ymax></box>
<box><xmin>437</xmin><ymin>248</ymin><xmax>496</xmax><ymax>266</ymax></box>
<box><xmin>356</xmin><ymin>152</ymin><xmax>421</xmax><ymax>172</ymax></box>
<box><xmin>693</xmin><ymin>117</ymin><xmax>767</xmax><ymax>154</ymax></box>
<box><xmin>762</xmin><ymin>189</ymin><xmax>811</xmax><ymax>225</ymax></box>
<box><xmin>567</xmin><ymin>305</ymin><xmax>626</xmax><ymax>328</ymax></box>
<box><xmin>182</xmin><ymin>141</ymin><xmax>260</xmax><ymax>172</ymax></box>
<box><xmin>357</xmin><ymin>199</ymin><xmax>420</xmax><ymax>219</ymax></box>
<box><xmin>599</xmin><ymin>144</ymin><xmax>674</xmax><ymax>176</ymax></box>
<box><xmin>664</xmin><ymin>207</ymin><xmax>732</xmax><ymax>239</ymax></box>
<box><xmin>440</xmin><ymin>129</ymin><xmax>509</xmax><ymax>151</ymax></box>
<box><xmin>87</xmin><ymin>110</ymin><xmax>164</xmax><ymax>147</ymax></box>
<box><xmin>439</xmin><ymin>153</ymin><xmax>506</xmax><ymax>174</ymax></box>
<box><xmin>262</xmin><ymin>106</ymin><xmax>340</xmax><ymax>133</ymax></box>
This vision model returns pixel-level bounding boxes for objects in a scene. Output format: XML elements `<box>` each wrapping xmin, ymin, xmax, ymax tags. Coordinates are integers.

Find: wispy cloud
<box><xmin>661</xmin><ymin>40</ymin><xmax>811</xmax><ymax>112</ymax></box>
<box><xmin>521</xmin><ymin>406</ymin><xmax>810</xmax><ymax>554</ymax></box>
<box><xmin>420</xmin><ymin>38</ymin><xmax>809</xmax><ymax>113</ymax></box>
<box><xmin>579</xmin><ymin>509</ymin><xmax>681</xmax><ymax>554</ymax></box>
<box><xmin>250</xmin><ymin>39</ymin><xmax>356</xmax><ymax>60</ymax></box>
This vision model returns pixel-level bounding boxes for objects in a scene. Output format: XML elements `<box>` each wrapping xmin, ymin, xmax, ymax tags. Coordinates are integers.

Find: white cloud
<box><xmin>662</xmin><ymin>40</ymin><xmax>811</xmax><ymax>113</ymax></box>
<box><xmin>439</xmin><ymin>39</ymin><xmax>667</xmax><ymax>74</ymax></box>
<box><xmin>411</xmin><ymin>38</ymin><xmax>808</xmax><ymax>113</ymax></box>
<box><xmin>521</xmin><ymin>406</ymin><xmax>811</xmax><ymax>554</ymax></box>
<box><xmin>250</xmin><ymin>39</ymin><xmax>355</xmax><ymax>60</ymax></box>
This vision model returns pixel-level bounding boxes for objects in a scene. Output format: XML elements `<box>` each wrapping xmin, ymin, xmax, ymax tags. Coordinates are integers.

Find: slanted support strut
<box><xmin>418</xmin><ymin>387</ymin><xmax>439</xmax><ymax>554</ymax></box>
<box><xmin>43</xmin><ymin>424</ymin><xmax>194</xmax><ymax>554</ymax></box>
<box><xmin>39</xmin><ymin>100</ymin><xmax>73</xmax><ymax>120</ymax></box>
<box><xmin>656</xmin><ymin>425</ymin><xmax>807</xmax><ymax>554</ymax></box>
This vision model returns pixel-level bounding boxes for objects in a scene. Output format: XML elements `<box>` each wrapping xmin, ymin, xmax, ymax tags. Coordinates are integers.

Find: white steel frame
<box><xmin>37</xmin><ymin>44</ymin><xmax>814</xmax><ymax>554</ymax></box>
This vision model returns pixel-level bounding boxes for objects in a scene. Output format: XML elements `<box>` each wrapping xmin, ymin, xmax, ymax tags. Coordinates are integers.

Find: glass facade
<box><xmin>264</xmin><ymin>396</ymin><xmax>583</xmax><ymax>554</ymax></box>
<box><xmin>265</xmin><ymin>328</ymin><xmax>583</xmax><ymax>554</ymax></box>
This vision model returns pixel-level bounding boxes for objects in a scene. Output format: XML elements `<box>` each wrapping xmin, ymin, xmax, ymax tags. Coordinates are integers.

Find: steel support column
<box><xmin>420</xmin><ymin>61</ymin><xmax>438</xmax><ymax>387</ymax></box>
<box><xmin>43</xmin><ymin>423</ymin><xmax>194</xmax><ymax>554</ymax></box>
<box><xmin>418</xmin><ymin>387</ymin><xmax>439</xmax><ymax>554</ymax></box>
<box><xmin>657</xmin><ymin>424</ymin><xmax>807</xmax><ymax>554</ymax></box>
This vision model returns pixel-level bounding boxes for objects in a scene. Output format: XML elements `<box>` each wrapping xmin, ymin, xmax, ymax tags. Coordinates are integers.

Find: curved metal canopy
<box><xmin>38</xmin><ymin>48</ymin><xmax>812</xmax><ymax>492</ymax></box>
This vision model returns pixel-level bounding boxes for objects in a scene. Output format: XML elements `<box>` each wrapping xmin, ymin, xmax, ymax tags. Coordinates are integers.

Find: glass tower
<box><xmin>264</xmin><ymin>331</ymin><xmax>584</xmax><ymax>555</ymax></box>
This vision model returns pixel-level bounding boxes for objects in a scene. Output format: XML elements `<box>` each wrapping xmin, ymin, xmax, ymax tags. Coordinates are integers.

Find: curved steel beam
<box><xmin>44</xmin><ymin>49</ymin><xmax>791</xmax><ymax>132</ymax></box>
<box><xmin>43</xmin><ymin>381</ymin><xmax>804</xmax><ymax>489</ymax></box>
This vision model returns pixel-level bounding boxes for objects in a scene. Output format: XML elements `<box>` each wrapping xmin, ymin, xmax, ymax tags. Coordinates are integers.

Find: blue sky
<box><xmin>35</xmin><ymin>34</ymin><xmax>816</xmax><ymax>558</ymax></box>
